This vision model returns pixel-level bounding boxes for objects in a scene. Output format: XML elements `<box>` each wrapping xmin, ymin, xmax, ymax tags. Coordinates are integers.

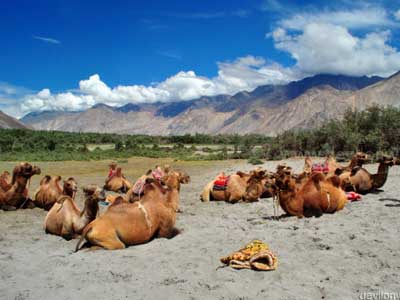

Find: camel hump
<box><xmin>328</xmin><ymin>176</ymin><xmax>341</xmax><ymax>188</ymax></box>
<box><xmin>41</xmin><ymin>175</ymin><xmax>52</xmax><ymax>185</ymax></box>
<box><xmin>113</xmin><ymin>196</ymin><xmax>126</xmax><ymax>205</ymax></box>
<box><xmin>334</xmin><ymin>168</ymin><xmax>344</xmax><ymax>176</ymax></box>
<box><xmin>310</xmin><ymin>173</ymin><xmax>325</xmax><ymax>190</ymax></box>
<box><xmin>236</xmin><ymin>171</ymin><xmax>247</xmax><ymax>178</ymax></box>
<box><xmin>351</xmin><ymin>166</ymin><xmax>362</xmax><ymax>176</ymax></box>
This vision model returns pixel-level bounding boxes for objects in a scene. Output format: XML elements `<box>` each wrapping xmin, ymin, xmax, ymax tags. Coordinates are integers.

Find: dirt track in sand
<box><xmin>0</xmin><ymin>158</ymin><xmax>399</xmax><ymax>300</ymax></box>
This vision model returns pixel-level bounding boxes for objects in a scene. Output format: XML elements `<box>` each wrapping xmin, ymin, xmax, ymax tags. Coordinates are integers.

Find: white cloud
<box><xmin>32</xmin><ymin>35</ymin><xmax>61</xmax><ymax>44</ymax></box>
<box><xmin>17</xmin><ymin>56</ymin><xmax>294</xmax><ymax>115</ymax></box>
<box><xmin>272</xmin><ymin>22</ymin><xmax>400</xmax><ymax>77</ymax></box>
<box><xmin>395</xmin><ymin>9</ymin><xmax>400</xmax><ymax>21</ymax></box>
<box><xmin>280</xmin><ymin>8</ymin><xmax>394</xmax><ymax>30</ymax></box>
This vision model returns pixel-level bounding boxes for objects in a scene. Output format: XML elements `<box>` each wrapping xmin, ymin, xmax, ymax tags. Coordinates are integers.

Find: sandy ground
<box><xmin>0</xmin><ymin>158</ymin><xmax>399</xmax><ymax>300</ymax></box>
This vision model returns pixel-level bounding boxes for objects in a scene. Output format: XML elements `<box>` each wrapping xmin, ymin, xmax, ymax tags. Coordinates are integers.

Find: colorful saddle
<box><xmin>213</xmin><ymin>175</ymin><xmax>230</xmax><ymax>191</ymax></box>
<box><xmin>220</xmin><ymin>240</ymin><xmax>278</xmax><ymax>271</ymax></box>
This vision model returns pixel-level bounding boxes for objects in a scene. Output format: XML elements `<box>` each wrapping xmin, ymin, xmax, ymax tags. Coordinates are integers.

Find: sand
<box><xmin>0</xmin><ymin>158</ymin><xmax>399</xmax><ymax>300</ymax></box>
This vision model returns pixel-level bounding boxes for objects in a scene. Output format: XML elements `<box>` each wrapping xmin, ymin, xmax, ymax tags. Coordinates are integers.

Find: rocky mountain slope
<box><xmin>0</xmin><ymin>111</ymin><xmax>30</xmax><ymax>129</ymax></box>
<box><xmin>21</xmin><ymin>73</ymin><xmax>399</xmax><ymax>136</ymax></box>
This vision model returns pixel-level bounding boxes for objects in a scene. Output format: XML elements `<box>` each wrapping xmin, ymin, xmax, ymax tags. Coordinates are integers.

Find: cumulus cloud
<box><xmin>18</xmin><ymin>56</ymin><xmax>294</xmax><ymax>115</ymax></box>
<box><xmin>279</xmin><ymin>8</ymin><xmax>394</xmax><ymax>30</ymax></box>
<box><xmin>272</xmin><ymin>22</ymin><xmax>400</xmax><ymax>77</ymax></box>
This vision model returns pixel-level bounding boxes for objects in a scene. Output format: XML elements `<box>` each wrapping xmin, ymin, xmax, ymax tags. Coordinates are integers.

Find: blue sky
<box><xmin>1</xmin><ymin>0</ymin><xmax>400</xmax><ymax>117</ymax></box>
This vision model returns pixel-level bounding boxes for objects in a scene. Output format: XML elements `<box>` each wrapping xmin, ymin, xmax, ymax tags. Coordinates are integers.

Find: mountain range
<box><xmin>0</xmin><ymin>111</ymin><xmax>30</xmax><ymax>129</ymax></box>
<box><xmin>14</xmin><ymin>73</ymin><xmax>400</xmax><ymax>135</ymax></box>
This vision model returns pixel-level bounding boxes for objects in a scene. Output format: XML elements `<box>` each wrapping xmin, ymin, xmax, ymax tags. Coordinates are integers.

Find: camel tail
<box><xmin>75</xmin><ymin>225</ymin><xmax>92</xmax><ymax>252</ymax></box>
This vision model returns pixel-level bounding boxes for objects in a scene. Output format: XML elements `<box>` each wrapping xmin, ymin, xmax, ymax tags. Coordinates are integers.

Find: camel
<box><xmin>104</xmin><ymin>167</ymin><xmax>132</xmax><ymax>193</ymax></box>
<box><xmin>200</xmin><ymin>171</ymin><xmax>253</xmax><ymax>203</ymax></box>
<box><xmin>44</xmin><ymin>185</ymin><xmax>105</xmax><ymax>240</ymax></box>
<box><xmin>340</xmin><ymin>156</ymin><xmax>397</xmax><ymax>194</ymax></box>
<box><xmin>275</xmin><ymin>172</ymin><xmax>347</xmax><ymax>218</ymax></box>
<box><xmin>0</xmin><ymin>171</ymin><xmax>12</xmax><ymax>191</ymax></box>
<box><xmin>34</xmin><ymin>176</ymin><xmax>77</xmax><ymax>210</ymax></box>
<box><xmin>0</xmin><ymin>163</ymin><xmax>41</xmax><ymax>210</ymax></box>
<box><xmin>325</xmin><ymin>152</ymin><xmax>369</xmax><ymax>176</ymax></box>
<box><xmin>75</xmin><ymin>176</ymin><xmax>181</xmax><ymax>251</ymax></box>
<box><xmin>126</xmin><ymin>167</ymin><xmax>190</xmax><ymax>203</ymax></box>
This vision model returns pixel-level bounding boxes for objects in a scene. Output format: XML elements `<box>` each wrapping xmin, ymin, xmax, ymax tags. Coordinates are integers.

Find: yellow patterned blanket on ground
<box><xmin>220</xmin><ymin>240</ymin><xmax>278</xmax><ymax>271</ymax></box>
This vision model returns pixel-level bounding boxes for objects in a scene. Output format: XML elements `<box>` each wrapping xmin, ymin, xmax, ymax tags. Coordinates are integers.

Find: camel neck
<box><xmin>81</xmin><ymin>197</ymin><xmax>99</xmax><ymax>220</ymax></box>
<box><xmin>14</xmin><ymin>176</ymin><xmax>29</xmax><ymax>193</ymax></box>
<box><xmin>372</xmin><ymin>163</ymin><xmax>390</xmax><ymax>189</ymax></box>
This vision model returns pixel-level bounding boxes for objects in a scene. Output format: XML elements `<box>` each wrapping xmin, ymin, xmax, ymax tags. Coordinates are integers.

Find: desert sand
<box><xmin>0</xmin><ymin>158</ymin><xmax>399</xmax><ymax>300</ymax></box>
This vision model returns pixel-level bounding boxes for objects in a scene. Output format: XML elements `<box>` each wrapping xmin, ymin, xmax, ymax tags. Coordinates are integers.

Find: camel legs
<box><xmin>87</xmin><ymin>230</ymin><xmax>126</xmax><ymax>250</ymax></box>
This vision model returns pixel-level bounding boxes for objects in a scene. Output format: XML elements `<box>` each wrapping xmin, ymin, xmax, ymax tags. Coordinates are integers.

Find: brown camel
<box><xmin>34</xmin><ymin>176</ymin><xmax>78</xmax><ymax>210</ymax></box>
<box><xmin>275</xmin><ymin>172</ymin><xmax>347</xmax><ymax>218</ymax></box>
<box><xmin>75</xmin><ymin>176</ymin><xmax>180</xmax><ymax>251</ymax></box>
<box><xmin>325</xmin><ymin>152</ymin><xmax>369</xmax><ymax>176</ymax></box>
<box><xmin>44</xmin><ymin>185</ymin><xmax>105</xmax><ymax>240</ymax></box>
<box><xmin>341</xmin><ymin>156</ymin><xmax>397</xmax><ymax>194</ymax></box>
<box><xmin>200</xmin><ymin>171</ymin><xmax>253</xmax><ymax>203</ymax></box>
<box><xmin>104</xmin><ymin>167</ymin><xmax>132</xmax><ymax>193</ymax></box>
<box><xmin>0</xmin><ymin>163</ymin><xmax>41</xmax><ymax>210</ymax></box>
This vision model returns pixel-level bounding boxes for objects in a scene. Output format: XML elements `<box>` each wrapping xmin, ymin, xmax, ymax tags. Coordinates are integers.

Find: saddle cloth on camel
<box><xmin>213</xmin><ymin>176</ymin><xmax>230</xmax><ymax>191</ymax></box>
<box><xmin>220</xmin><ymin>240</ymin><xmax>278</xmax><ymax>271</ymax></box>
<box><xmin>312</xmin><ymin>162</ymin><xmax>329</xmax><ymax>173</ymax></box>
<box><xmin>132</xmin><ymin>179</ymin><xmax>146</xmax><ymax>195</ymax></box>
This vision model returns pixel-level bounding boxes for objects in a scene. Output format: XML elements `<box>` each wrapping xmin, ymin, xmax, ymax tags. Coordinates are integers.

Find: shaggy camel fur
<box><xmin>275</xmin><ymin>172</ymin><xmax>347</xmax><ymax>218</ymax></box>
<box><xmin>34</xmin><ymin>176</ymin><xmax>77</xmax><ymax>210</ymax></box>
<box><xmin>44</xmin><ymin>185</ymin><xmax>105</xmax><ymax>240</ymax></box>
<box><xmin>75</xmin><ymin>177</ymin><xmax>180</xmax><ymax>251</ymax></box>
<box><xmin>0</xmin><ymin>171</ymin><xmax>12</xmax><ymax>192</ymax></box>
<box><xmin>0</xmin><ymin>163</ymin><xmax>41</xmax><ymax>210</ymax></box>
<box><xmin>104</xmin><ymin>168</ymin><xmax>132</xmax><ymax>193</ymax></box>
<box><xmin>340</xmin><ymin>156</ymin><xmax>397</xmax><ymax>194</ymax></box>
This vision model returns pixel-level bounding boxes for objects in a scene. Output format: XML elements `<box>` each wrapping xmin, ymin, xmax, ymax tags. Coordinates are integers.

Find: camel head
<box><xmin>12</xmin><ymin>162</ymin><xmax>41</xmax><ymax>183</ymax></box>
<box><xmin>353</xmin><ymin>152</ymin><xmax>369</xmax><ymax>165</ymax></box>
<box><xmin>377</xmin><ymin>155</ymin><xmax>395</xmax><ymax>166</ymax></box>
<box><xmin>64</xmin><ymin>177</ymin><xmax>78</xmax><ymax>198</ymax></box>
<box><xmin>274</xmin><ymin>168</ymin><xmax>295</xmax><ymax>191</ymax></box>
<box><xmin>160</xmin><ymin>170</ymin><xmax>190</xmax><ymax>191</ymax></box>
<box><xmin>82</xmin><ymin>185</ymin><xmax>106</xmax><ymax>202</ymax></box>
<box><xmin>244</xmin><ymin>170</ymin><xmax>266</xmax><ymax>202</ymax></box>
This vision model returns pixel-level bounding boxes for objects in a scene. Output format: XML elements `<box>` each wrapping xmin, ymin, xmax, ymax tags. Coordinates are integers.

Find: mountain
<box><xmin>0</xmin><ymin>111</ymin><xmax>30</xmax><ymax>129</ymax></box>
<box><xmin>21</xmin><ymin>73</ymin><xmax>398</xmax><ymax>136</ymax></box>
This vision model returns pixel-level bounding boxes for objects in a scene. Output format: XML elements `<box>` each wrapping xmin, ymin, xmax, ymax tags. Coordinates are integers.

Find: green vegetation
<box><xmin>0</xmin><ymin>105</ymin><xmax>398</xmax><ymax>161</ymax></box>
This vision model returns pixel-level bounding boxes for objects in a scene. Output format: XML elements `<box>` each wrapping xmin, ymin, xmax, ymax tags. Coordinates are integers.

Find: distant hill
<box><xmin>21</xmin><ymin>73</ymin><xmax>398</xmax><ymax>136</ymax></box>
<box><xmin>0</xmin><ymin>111</ymin><xmax>30</xmax><ymax>129</ymax></box>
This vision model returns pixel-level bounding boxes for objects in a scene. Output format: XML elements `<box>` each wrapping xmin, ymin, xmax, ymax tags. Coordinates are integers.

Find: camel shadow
<box><xmin>261</xmin><ymin>214</ymin><xmax>292</xmax><ymax>221</ymax></box>
<box><xmin>379</xmin><ymin>198</ymin><xmax>400</xmax><ymax>207</ymax></box>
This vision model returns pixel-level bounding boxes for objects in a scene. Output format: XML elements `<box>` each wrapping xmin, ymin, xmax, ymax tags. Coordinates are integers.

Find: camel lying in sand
<box><xmin>0</xmin><ymin>163</ymin><xmax>41</xmax><ymax>210</ymax></box>
<box><xmin>75</xmin><ymin>176</ymin><xmax>181</xmax><ymax>251</ymax></box>
<box><xmin>44</xmin><ymin>185</ymin><xmax>105</xmax><ymax>240</ymax></box>
<box><xmin>200</xmin><ymin>169</ymin><xmax>269</xmax><ymax>203</ymax></box>
<box><xmin>104</xmin><ymin>168</ymin><xmax>132</xmax><ymax>193</ymax></box>
<box><xmin>340</xmin><ymin>156</ymin><xmax>398</xmax><ymax>194</ymax></box>
<box><xmin>34</xmin><ymin>176</ymin><xmax>77</xmax><ymax>210</ymax></box>
<box><xmin>126</xmin><ymin>167</ymin><xmax>190</xmax><ymax>203</ymax></box>
<box><xmin>275</xmin><ymin>171</ymin><xmax>347</xmax><ymax>218</ymax></box>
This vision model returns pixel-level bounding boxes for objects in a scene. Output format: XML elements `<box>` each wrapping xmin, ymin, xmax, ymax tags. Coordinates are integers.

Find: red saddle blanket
<box><xmin>346</xmin><ymin>192</ymin><xmax>362</xmax><ymax>201</ymax></box>
<box><xmin>312</xmin><ymin>162</ymin><xmax>329</xmax><ymax>173</ymax></box>
<box><xmin>213</xmin><ymin>176</ymin><xmax>230</xmax><ymax>191</ymax></box>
